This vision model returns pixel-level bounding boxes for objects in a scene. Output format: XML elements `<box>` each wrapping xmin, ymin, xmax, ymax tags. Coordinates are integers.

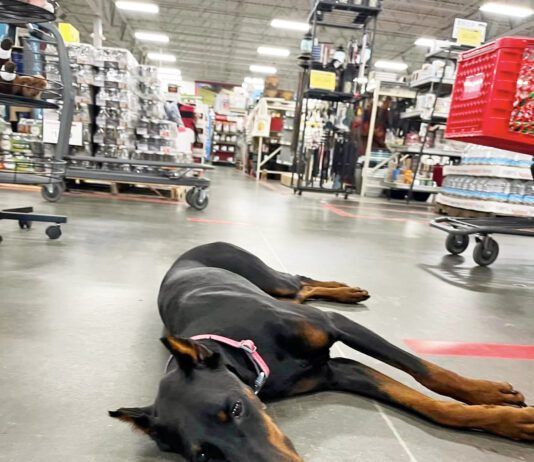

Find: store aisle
<box><xmin>1</xmin><ymin>168</ymin><xmax>533</xmax><ymax>462</ymax></box>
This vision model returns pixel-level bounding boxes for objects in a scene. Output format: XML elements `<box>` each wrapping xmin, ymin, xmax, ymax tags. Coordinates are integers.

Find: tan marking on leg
<box><xmin>370</xmin><ymin>369</ymin><xmax>534</xmax><ymax>441</ymax></box>
<box><xmin>299</xmin><ymin>321</ymin><xmax>330</xmax><ymax>349</ymax></box>
<box><xmin>417</xmin><ymin>360</ymin><xmax>526</xmax><ymax>407</ymax></box>
<box><xmin>297</xmin><ymin>286</ymin><xmax>370</xmax><ymax>304</ymax></box>
<box><xmin>292</xmin><ymin>376</ymin><xmax>321</xmax><ymax>395</ymax></box>
<box><xmin>301</xmin><ymin>279</ymin><xmax>349</xmax><ymax>288</ymax></box>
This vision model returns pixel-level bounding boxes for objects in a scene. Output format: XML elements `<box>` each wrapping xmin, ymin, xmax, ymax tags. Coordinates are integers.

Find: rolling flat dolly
<box><xmin>431</xmin><ymin>216</ymin><xmax>534</xmax><ymax>266</ymax></box>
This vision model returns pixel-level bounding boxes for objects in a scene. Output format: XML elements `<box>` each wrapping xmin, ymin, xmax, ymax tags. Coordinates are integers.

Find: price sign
<box><xmin>43</xmin><ymin>120</ymin><xmax>83</xmax><ymax>146</ymax></box>
<box><xmin>453</xmin><ymin>18</ymin><xmax>486</xmax><ymax>47</ymax></box>
<box><xmin>310</xmin><ymin>70</ymin><xmax>336</xmax><ymax>91</ymax></box>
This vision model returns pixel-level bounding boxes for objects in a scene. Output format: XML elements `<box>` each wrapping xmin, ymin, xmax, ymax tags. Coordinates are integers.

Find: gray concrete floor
<box><xmin>1</xmin><ymin>168</ymin><xmax>533</xmax><ymax>462</ymax></box>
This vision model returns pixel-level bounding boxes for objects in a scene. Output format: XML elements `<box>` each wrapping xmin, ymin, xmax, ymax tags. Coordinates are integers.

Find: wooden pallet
<box><xmin>435</xmin><ymin>203</ymin><xmax>493</xmax><ymax>218</ymax></box>
<box><xmin>68</xmin><ymin>178</ymin><xmax>188</xmax><ymax>201</ymax></box>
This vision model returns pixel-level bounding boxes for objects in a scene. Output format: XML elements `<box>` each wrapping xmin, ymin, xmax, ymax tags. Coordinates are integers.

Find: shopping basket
<box><xmin>445</xmin><ymin>36</ymin><xmax>534</xmax><ymax>155</ymax></box>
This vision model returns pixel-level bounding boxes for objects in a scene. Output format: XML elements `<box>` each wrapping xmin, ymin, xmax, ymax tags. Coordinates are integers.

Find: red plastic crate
<box><xmin>445</xmin><ymin>37</ymin><xmax>534</xmax><ymax>155</ymax></box>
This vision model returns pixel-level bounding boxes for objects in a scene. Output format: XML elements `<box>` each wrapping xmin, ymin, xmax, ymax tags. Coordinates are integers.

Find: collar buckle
<box><xmin>240</xmin><ymin>339</ymin><xmax>257</xmax><ymax>354</ymax></box>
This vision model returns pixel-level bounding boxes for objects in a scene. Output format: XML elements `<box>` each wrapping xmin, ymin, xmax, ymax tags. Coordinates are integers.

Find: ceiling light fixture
<box><xmin>147</xmin><ymin>52</ymin><xmax>176</xmax><ymax>62</ymax></box>
<box><xmin>270</xmin><ymin>19</ymin><xmax>310</xmax><ymax>32</ymax></box>
<box><xmin>116</xmin><ymin>1</ymin><xmax>159</xmax><ymax>14</ymax></box>
<box><xmin>257</xmin><ymin>46</ymin><xmax>290</xmax><ymax>57</ymax></box>
<box><xmin>134</xmin><ymin>31</ymin><xmax>169</xmax><ymax>43</ymax></box>
<box><xmin>249</xmin><ymin>64</ymin><xmax>277</xmax><ymax>74</ymax></box>
<box><xmin>374</xmin><ymin>60</ymin><xmax>408</xmax><ymax>71</ymax></box>
<box><xmin>479</xmin><ymin>2</ymin><xmax>533</xmax><ymax>18</ymax></box>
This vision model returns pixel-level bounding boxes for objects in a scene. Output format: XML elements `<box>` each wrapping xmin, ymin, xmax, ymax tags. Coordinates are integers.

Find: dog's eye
<box><xmin>197</xmin><ymin>453</ymin><xmax>210</xmax><ymax>462</ymax></box>
<box><xmin>230</xmin><ymin>400</ymin><xmax>243</xmax><ymax>418</ymax></box>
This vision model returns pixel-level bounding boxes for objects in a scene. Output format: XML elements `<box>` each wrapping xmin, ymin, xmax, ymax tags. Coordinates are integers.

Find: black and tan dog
<box><xmin>110</xmin><ymin>242</ymin><xmax>532</xmax><ymax>461</ymax></box>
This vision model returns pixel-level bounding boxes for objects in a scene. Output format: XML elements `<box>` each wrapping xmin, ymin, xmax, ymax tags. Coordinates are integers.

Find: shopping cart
<box><xmin>1</xmin><ymin>155</ymin><xmax>67</xmax><ymax>241</ymax></box>
<box><xmin>431</xmin><ymin>216</ymin><xmax>534</xmax><ymax>266</ymax></box>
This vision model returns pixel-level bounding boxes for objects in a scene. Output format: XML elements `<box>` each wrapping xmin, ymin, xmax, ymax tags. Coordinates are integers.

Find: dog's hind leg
<box><xmin>326</xmin><ymin>312</ymin><xmax>526</xmax><ymax>407</ymax></box>
<box><xmin>179</xmin><ymin>242</ymin><xmax>366</xmax><ymax>301</ymax></box>
<box><xmin>322</xmin><ymin>358</ymin><xmax>534</xmax><ymax>441</ymax></box>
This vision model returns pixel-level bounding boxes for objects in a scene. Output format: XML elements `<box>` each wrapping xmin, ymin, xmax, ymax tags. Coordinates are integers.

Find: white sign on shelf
<box><xmin>43</xmin><ymin>120</ymin><xmax>83</xmax><ymax>146</ymax></box>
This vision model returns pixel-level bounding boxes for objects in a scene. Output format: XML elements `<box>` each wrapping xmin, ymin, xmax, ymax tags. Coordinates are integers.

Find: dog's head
<box><xmin>110</xmin><ymin>336</ymin><xmax>303</xmax><ymax>462</ymax></box>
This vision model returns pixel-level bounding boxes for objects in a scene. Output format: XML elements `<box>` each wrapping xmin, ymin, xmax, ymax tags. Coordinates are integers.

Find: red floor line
<box><xmin>325</xmin><ymin>203</ymin><xmax>436</xmax><ymax>217</ymax></box>
<box><xmin>65</xmin><ymin>191</ymin><xmax>182</xmax><ymax>205</ymax></box>
<box><xmin>404</xmin><ymin>339</ymin><xmax>534</xmax><ymax>360</ymax></box>
<box><xmin>187</xmin><ymin>218</ymin><xmax>250</xmax><ymax>226</ymax></box>
<box><xmin>323</xmin><ymin>204</ymin><xmax>426</xmax><ymax>223</ymax></box>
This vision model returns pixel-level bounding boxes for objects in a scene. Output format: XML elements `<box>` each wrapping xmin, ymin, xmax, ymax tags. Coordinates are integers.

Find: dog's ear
<box><xmin>108</xmin><ymin>406</ymin><xmax>154</xmax><ymax>434</ymax></box>
<box><xmin>160</xmin><ymin>336</ymin><xmax>219</xmax><ymax>372</ymax></box>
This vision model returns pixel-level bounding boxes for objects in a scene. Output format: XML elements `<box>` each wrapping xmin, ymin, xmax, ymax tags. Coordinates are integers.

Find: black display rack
<box><xmin>292</xmin><ymin>0</ymin><xmax>381</xmax><ymax>197</ymax></box>
<box><xmin>0</xmin><ymin>2</ymin><xmax>73</xmax><ymax>242</ymax></box>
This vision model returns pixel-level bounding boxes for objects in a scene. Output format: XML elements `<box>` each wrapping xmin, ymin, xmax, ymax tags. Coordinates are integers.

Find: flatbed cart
<box><xmin>431</xmin><ymin>216</ymin><xmax>534</xmax><ymax>267</ymax></box>
<box><xmin>64</xmin><ymin>156</ymin><xmax>214</xmax><ymax>210</ymax></box>
<box><xmin>1</xmin><ymin>156</ymin><xmax>67</xmax><ymax>242</ymax></box>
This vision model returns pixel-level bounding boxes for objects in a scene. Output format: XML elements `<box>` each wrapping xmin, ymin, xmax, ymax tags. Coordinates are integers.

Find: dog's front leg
<box><xmin>325</xmin><ymin>358</ymin><xmax>534</xmax><ymax>442</ymax></box>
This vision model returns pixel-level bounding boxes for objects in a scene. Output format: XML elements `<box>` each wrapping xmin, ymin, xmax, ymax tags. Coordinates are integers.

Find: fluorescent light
<box><xmin>480</xmin><ymin>2</ymin><xmax>533</xmax><ymax>18</ymax></box>
<box><xmin>147</xmin><ymin>52</ymin><xmax>176</xmax><ymax>62</ymax></box>
<box><xmin>135</xmin><ymin>31</ymin><xmax>169</xmax><ymax>43</ymax></box>
<box><xmin>257</xmin><ymin>46</ymin><xmax>290</xmax><ymax>58</ymax></box>
<box><xmin>249</xmin><ymin>64</ymin><xmax>277</xmax><ymax>74</ymax></box>
<box><xmin>115</xmin><ymin>1</ymin><xmax>159</xmax><ymax>14</ymax></box>
<box><xmin>271</xmin><ymin>19</ymin><xmax>309</xmax><ymax>32</ymax></box>
<box><xmin>415</xmin><ymin>37</ymin><xmax>455</xmax><ymax>48</ymax></box>
<box><xmin>374</xmin><ymin>60</ymin><xmax>408</xmax><ymax>71</ymax></box>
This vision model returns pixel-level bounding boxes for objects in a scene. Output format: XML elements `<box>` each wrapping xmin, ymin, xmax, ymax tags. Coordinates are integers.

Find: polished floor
<box><xmin>1</xmin><ymin>169</ymin><xmax>533</xmax><ymax>461</ymax></box>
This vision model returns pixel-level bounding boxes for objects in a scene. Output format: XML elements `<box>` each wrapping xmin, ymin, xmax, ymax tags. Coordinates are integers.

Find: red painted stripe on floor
<box><xmin>404</xmin><ymin>339</ymin><xmax>534</xmax><ymax>360</ymax></box>
<box><xmin>187</xmin><ymin>218</ymin><xmax>250</xmax><ymax>226</ymax></box>
<box><xmin>325</xmin><ymin>203</ymin><xmax>436</xmax><ymax>216</ymax></box>
<box><xmin>323</xmin><ymin>204</ymin><xmax>426</xmax><ymax>223</ymax></box>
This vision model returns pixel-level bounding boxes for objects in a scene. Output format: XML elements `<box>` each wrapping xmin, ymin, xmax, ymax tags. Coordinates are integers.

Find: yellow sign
<box><xmin>58</xmin><ymin>23</ymin><xmax>80</xmax><ymax>44</ymax></box>
<box><xmin>309</xmin><ymin>70</ymin><xmax>336</xmax><ymax>91</ymax></box>
<box><xmin>456</xmin><ymin>27</ymin><xmax>483</xmax><ymax>47</ymax></box>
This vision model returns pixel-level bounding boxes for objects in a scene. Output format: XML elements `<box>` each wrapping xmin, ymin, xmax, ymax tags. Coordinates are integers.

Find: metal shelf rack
<box><xmin>292</xmin><ymin>0</ymin><xmax>381</xmax><ymax>197</ymax></box>
<box><xmin>0</xmin><ymin>3</ymin><xmax>73</xmax><ymax>242</ymax></box>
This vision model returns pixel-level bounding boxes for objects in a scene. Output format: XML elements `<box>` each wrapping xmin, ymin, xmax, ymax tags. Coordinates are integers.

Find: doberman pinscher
<box><xmin>110</xmin><ymin>242</ymin><xmax>533</xmax><ymax>461</ymax></box>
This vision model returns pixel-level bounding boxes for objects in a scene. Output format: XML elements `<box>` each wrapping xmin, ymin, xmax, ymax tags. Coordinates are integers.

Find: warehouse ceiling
<box><xmin>59</xmin><ymin>0</ymin><xmax>534</xmax><ymax>89</ymax></box>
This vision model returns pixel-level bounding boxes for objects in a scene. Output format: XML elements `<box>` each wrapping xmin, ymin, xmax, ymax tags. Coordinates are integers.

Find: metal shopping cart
<box><xmin>0</xmin><ymin>155</ymin><xmax>67</xmax><ymax>241</ymax></box>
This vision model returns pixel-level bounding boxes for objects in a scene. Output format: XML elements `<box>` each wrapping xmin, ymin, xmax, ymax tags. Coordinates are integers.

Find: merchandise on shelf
<box><xmin>438</xmin><ymin>146</ymin><xmax>534</xmax><ymax>214</ymax></box>
<box><xmin>211</xmin><ymin>114</ymin><xmax>243</xmax><ymax>165</ymax></box>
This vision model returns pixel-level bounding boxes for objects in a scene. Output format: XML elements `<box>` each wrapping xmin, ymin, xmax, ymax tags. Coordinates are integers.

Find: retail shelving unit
<box><xmin>0</xmin><ymin>2</ymin><xmax>73</xmax><ymax>241</ymax></box>
<box><xmin>292</xmin><ymin>0</ymin><xmax>381</xmax><ymax>197</ymax></box>
<box><xmin>249</xmin><ymin>98</ymin><xmax>295</xmax><ymax>180</ymax></box>
<box><xmin>399</xmin><ymin>44</ymin><xmax>472</xmax><ymax>202</ymax></box>
<box><xmin>359</xmin><ymin>79</ymin><xmax>415</xmax><ymax>196</ymax></box>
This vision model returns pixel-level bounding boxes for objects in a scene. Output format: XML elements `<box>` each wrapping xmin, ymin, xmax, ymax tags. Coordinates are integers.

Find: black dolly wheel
<box><xmin>41</xmin><ymin>183</ymin><xmax>64</xmax><ymax>203</ymax></box>
<box><xmin>186</xmin><ymin>188</ymin><xmax>209</xmax><ymax>211</ymax></box>
<box><xmin>473</xmin><ymin>237</ymin><xmax>499</xmax><ymax>266</ymax></box>
<box><xmin>445</xmin><ymin>234</ymin><xmax>469</xmax><ymax>255</ymax></box>
<box><xmin>18</xmin><ymin>220</ymin><xmax>32</xmax><ymax>230</ymax></box>
<box><xmin>45</xmin><ymin>225</ymin><xmax>62</xmax><ymax>240</ymax></box>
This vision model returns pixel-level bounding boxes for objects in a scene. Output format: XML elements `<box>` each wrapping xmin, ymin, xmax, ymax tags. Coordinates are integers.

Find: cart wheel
<box><xmin>185</xmin><ymin>188</ymin><xmax>196</xmax><ymax>206</ymax></box>
<box><xmin>344</xmin><ymin>193</ymin><xmax>349</xmax><ymax>200</ymax></box>
<box><xmin>41</xmin><ymin>183</ymin><xmax>64</xmax><ymax>203</ymax></box>
<box><xmin>473</xmin><ymin>237</ymin><xmax>499</xmax><ymax>266</ymax></box>
<box><xmin>45</xmin><ymin>225</ymin><xmax>62</xmax><ymax>240</ymax></box>
<box><xmin>18</xmin><ymin>220</ymin><xmax>32</xmax><ymax>230</ymax></box>
<box><xmin>298</xmin><ymin>190</ymin><xmax>302</xmax><ymax>196</ymax></box>
<box><xmin>190</xmin><ymin>189</ymin><xmax>209</xmax><ymax>211</ymax></box>
<box><xmin>445</xmin><ymin>234</ymin><xmax>469</xmax><ymax>255</ymax></box>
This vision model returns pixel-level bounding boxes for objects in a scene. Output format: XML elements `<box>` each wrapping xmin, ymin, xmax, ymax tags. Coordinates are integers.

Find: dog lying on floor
<box><xmin>110</xmin><ymin>242</ymin><xmax>532</xmax><ymax>461</ymax></box>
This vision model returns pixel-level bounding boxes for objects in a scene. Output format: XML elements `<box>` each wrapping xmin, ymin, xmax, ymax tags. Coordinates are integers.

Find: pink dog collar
<box><xmin>191</xmin><ymin>334</ymin><xmax>271</xmax><ymax>394</ymax></box>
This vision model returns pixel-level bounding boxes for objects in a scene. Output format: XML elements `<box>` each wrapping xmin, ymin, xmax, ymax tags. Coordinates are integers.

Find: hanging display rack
<box><xmin>292</xmin><ymin>0</ymin><xmax>381</xmax><ymax>197</ymax></box>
